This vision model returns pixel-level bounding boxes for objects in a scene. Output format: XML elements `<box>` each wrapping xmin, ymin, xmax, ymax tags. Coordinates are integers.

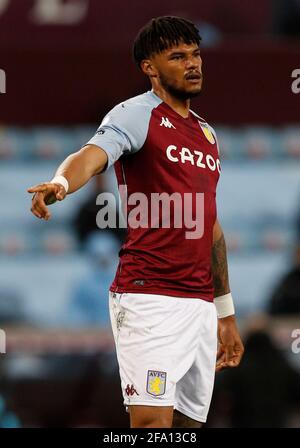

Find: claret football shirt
<box><xmin>87</xmin><ymin>90</ymin><xmax>220</xmax><ymax>301</ymax></box>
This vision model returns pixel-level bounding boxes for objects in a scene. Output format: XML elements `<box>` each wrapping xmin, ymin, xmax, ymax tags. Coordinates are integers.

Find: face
<box><xmin>146</xmin><ymin>41</ymin><xmax>203</xmax><ymax>100</ymax></box>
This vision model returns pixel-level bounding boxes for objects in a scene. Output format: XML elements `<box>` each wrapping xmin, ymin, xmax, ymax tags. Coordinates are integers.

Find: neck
<box><xmin>152</xmin><ymin>86</ymin><xmax>190</xmax><ymax>119</ymax></box>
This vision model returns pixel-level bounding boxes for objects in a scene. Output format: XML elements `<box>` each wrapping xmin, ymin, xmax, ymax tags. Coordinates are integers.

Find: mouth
<box><xmin>185</xmin><ymin>72</ymin><xmax>202</xmax><ymax>80</ymax></box>
<box><xmin>185</xmin><ymin>73</ymin><xmax>202</xmax><ymax>84</ymax></box>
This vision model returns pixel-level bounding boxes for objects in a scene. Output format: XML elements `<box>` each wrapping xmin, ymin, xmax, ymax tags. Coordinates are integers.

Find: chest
<box><xmin>136</xmin><ymin>108</ymin><xmax>220</xmax><ymax>193</ymax></box>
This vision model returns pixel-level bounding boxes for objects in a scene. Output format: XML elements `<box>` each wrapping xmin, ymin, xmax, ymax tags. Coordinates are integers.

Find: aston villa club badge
<box><xmin>146</xmin><ymin>370</ymin><xmax>167</xmax><ymax>396</ymax></box>
<box><xmin>199</xmin><ymin>121</ymin><xmax>215</xmax><ymax>144</ymax></box>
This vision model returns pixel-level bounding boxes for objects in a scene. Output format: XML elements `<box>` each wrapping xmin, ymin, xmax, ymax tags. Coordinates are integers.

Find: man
<box><xmin>28</xmin><ymin>16</ymin><xmax>244</xmax><ymax>428</ymax></box>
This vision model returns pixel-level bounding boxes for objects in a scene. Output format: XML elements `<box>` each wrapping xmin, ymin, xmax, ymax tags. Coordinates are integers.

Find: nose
<box><xmin>186</xmin><ymin>54</ymin><xmax>202</xmax><ymax>70</ymax></box>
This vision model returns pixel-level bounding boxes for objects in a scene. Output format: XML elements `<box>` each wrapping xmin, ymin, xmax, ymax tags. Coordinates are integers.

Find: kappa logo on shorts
<box><xmin>146</xmin><ymin>370</ymin><xmax>167</xmax><ymax>397</ymax></box>
<box><xmin>125</xmin><ymin>384</ymin><xmax>139</xmax><ymax>396</ymax></box>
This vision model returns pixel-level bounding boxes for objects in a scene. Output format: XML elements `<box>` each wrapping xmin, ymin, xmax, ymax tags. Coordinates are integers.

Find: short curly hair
<box><xmin>133</xmin><ymin>16</ymin><xmax>201</xmax><ymax>68</ymax></box>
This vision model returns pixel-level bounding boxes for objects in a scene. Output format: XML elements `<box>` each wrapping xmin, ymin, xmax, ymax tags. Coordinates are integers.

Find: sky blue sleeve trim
<box><xmin>86</xmin><ymin>91</ymin><xmax>161</xmax><ymax>169</ymax></box>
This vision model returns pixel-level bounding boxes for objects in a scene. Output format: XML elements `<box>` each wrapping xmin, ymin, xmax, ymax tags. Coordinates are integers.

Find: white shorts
<box><xmin>109</xmin><ymin>291</ymin><xmax>218</xmax><ymax>423</ymax></box>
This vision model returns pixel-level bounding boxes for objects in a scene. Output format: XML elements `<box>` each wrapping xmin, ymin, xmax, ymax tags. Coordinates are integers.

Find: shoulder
<box><xmin>97</xmin><ymin>91</ymin><xmax>162</xmax><ymax>152</ymax></box>
<box><xmin>104</xmin><ymin>91</ymin><xmax>162</xmax><ymax>125</ymax></box>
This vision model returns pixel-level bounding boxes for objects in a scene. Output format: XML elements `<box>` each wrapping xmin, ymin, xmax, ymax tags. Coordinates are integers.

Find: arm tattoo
<box><xmin>211</xmin><ymin>232</ymin><xmax>230</xmax><ymax>297</ymax></box>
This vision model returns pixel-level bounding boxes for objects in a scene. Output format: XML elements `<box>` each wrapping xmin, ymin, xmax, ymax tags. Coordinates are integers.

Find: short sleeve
<box><xmin>86</xmin><ymin>99</ymin><xmax>154</xmax><ymax>170</ymax></box>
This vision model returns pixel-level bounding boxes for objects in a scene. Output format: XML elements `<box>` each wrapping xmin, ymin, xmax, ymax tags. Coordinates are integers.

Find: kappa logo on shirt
<box><xmin>160</xmin><ymin>117</ymin><xmax>176</xmax><ymax>129</ymax></box>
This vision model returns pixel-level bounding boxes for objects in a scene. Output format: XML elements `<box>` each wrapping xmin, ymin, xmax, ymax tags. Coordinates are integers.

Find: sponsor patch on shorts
<box><xmin>146</xmin><ymin>370</ymin><xmax>167</xmax><ymax>396</ymax></box>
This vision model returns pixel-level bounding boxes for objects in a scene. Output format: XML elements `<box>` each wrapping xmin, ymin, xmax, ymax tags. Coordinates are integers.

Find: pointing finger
<box><xmin>28</xmin><ymin>184</ymin><xmax>49</xmax><ymax>193</ymax></box>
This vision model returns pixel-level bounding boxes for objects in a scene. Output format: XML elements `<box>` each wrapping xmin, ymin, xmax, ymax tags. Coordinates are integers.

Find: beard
<box><xmin>158</xmin><ymin>72</ymin><xmax>202</xmax><ymax>100</ymax></box>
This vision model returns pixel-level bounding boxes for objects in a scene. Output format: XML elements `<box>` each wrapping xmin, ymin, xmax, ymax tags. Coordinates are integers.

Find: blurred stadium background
<box><xmin>0</xmin><ymin>0</ymin><xmax>300</xmax><ymax>427</ymax></box>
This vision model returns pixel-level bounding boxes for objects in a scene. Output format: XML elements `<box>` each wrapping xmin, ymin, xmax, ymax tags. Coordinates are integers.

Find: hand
<box><xmin>216</xmin><ymin>315</ymin><xmax>244</xmax><ymax>372</ymax></box>
<box><xmin>27</xmin><ymin>182</ymin><xmax>67</xmax><ymax>220</ymax></box>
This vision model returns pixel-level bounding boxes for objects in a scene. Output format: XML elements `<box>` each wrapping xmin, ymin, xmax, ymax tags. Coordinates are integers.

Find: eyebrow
<box><xmin>168</xmin><ymin>48</ymin><xmax>200</xmax><ymax>57</ymax></box>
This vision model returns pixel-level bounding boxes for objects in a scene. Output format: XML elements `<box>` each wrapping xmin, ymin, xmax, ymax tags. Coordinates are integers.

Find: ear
<box><xmin>140</xmin><ymin>59</ymin><xmax>158</xmax><ymax>78</ymax></box>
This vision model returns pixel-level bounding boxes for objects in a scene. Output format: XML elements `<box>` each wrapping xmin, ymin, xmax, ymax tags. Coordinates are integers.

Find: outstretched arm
<box><xmin>28</xmin><ymin>144</ymin><xmax>108</xmax><ymax>220</ymax></box>
<box><xmin>212</xmin><ymin>219</ymin><xmax>244</xmax><ymax>372</ymax></box>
